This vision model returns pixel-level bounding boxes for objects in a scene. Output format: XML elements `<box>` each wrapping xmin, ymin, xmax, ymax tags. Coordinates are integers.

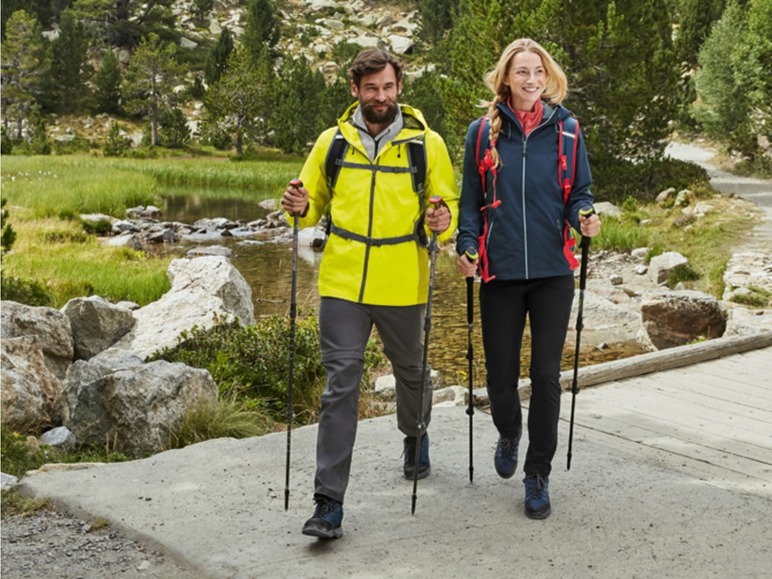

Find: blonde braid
<box><xmin>488</xmin><ymin>94</ymin><xmax>507</xmax><ymax>169</ymax></box>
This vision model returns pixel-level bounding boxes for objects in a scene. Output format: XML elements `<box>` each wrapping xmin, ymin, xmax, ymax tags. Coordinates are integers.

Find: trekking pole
<box><xmin>567</xmin><ymin>208</ymin><xmax>594</xmax><ymax>471</ymax></box>
<box><xmin>464</xmin><ymin>250</ymin><xmax>478</xmax><ymax>483</ymax></box>
<box><xmin>285</xmin><ymin>178</ymin><xmax>303</xmax><ymax>510</ymax></box>
<box><xmin>412</xmin><ymin>195</ymin><xmax>443</xmax><ymax>515</ymax></box>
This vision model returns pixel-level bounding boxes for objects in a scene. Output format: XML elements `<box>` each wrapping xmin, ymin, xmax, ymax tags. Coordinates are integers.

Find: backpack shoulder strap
<box><xmin>324</xmin><ymin>129</ymin><xmax>348</xmax><ymax>190</ymax></box>
<box><xmin>475</xmin><ymin>116</ymin><xmax>491</xmax><ymax>195</ymax></box>
<box><xmin>406</xmin><ymin>138</ymin><xmax>427</xmax><ymax>195</ymax></box>
<box><xmin>558</xmin><ymin>116</ymin><xmax>580</xmax><ymax>203</ymax></box>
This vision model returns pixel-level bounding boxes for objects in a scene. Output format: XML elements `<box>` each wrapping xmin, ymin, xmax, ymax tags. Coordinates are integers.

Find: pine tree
<box><xmin>417</xmin><ymin>0</ymin><xmax>458</xmax><ymax>49</ymax></box>
<box><xmin>204</xmin><ymin>27</ymin><xmax>234</xmax><ymax>86</ymax></box>
<box><xmin>674</xmin><ymin>0</ymin><xmax>726</xmax><ymax>69</ymax></box>
<box><xmin>243</xmin><ymin>0</ymin><xmax>280</xmax><ymax>61</ymax></box>
<box><xmin>204</xmin><ymin>45</ymin><xmax>271</xmax><ymax>157</ymax></box>
<box><xmin>71</xmin><ymin>0</ymin><xmax>177</xmax><ymax>48</ymax></box>
<box><xmin>45</xmin><ymin>10</ymin><xmax>92</xmax><ymax>114</ymax></box>
<box><xmin>121</xmin><ymin>33</ymin><xmax>183</xmax><ymax>146</ymax></box>
<box><xmin>1</xmin><ymin>10</ymin><xmax>49</xmax><ymax>139</ymax></box>
<box><xmin>693</xmin><ymin>2</ymin><xmax>749</xmax><ymax>151</ymax></box>
<box><xmin>738</xmin><ymin>0</ymin><xmax>771</xmax><ymax>160</ymax></box>
<box><xmin>270</xmin><ymin>58</ymin><xmax>327</xmax><ymax>154</ymax></box>
<box><xmin>92</xmin><ymin>47</ymin><xmax>122</xmax><ymax>114</ymax></box>
<box><xmin>694</xmin><ymin>0</ymin><xmax>769</xmax><ymax>160</ymax></box>
<box><xmin>158</xmin><ymin>107</ymin><xmax>191</xmax><ymax>149</ymax></box>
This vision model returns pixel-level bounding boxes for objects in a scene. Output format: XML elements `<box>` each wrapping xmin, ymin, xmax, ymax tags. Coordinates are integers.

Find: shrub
<box><xmin>103</xmin><ymin>123</ymin><xmax>132</xmax><ymax>157</ymax></box>
<box><xmin>80</xmin><ymin>217</ymin><xmax>113</xmax><ymax>236</ymax></box>
<box><xmin>0</xmin><ymin>275</ymin><xmax>53</xmax><ymax>306</ymax></box>
<box><xmin>150</xmin><ymin>314</ymin><xmax>388</xmax><ymax>425</ymax></box>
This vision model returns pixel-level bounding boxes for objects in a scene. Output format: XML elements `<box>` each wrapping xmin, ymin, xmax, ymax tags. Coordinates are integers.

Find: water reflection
<box><xmin>162</xmin><ymin>193</ymin><xmax>644</xmax><ymax>385</ymax></box>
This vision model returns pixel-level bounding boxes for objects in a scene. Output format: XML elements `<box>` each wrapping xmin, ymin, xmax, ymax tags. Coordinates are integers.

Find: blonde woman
<box><xmin>456</xmin><ymin>38</ymin><xmax>601</xmax><ymax>519</ymax></box>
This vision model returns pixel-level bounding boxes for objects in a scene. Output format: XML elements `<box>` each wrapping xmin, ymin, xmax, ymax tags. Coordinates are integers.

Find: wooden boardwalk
<box><xmin>560</xmin><ymin>342</ymin><xmax>772</xmax><ymax>497</ymax></box>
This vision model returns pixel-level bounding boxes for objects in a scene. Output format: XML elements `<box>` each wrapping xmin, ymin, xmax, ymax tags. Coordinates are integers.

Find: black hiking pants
<box><xmin>479</xmin><ymin>275</ymin><xmax>574</xmax><ymax>478</ymax></box>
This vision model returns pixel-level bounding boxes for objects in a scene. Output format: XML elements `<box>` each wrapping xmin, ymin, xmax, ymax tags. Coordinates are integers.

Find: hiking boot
<box><xmin>523</xmin><ymin>474</ymin><xmax>551</xmax><ymax>520</ymax></box>
<box><xmin>302</xmin><ymin>495</ymin><xmax>343</xmax><ymax>539</ymax></box>
<box><xmin>403</xmin><ymin>433</ymin><xmax>430</xmax><ymax>480</ymax></box>
<box><xmin>494</xmin><ymin>430</ymin><xmax>521</xmax><ymax>479</ymax></box>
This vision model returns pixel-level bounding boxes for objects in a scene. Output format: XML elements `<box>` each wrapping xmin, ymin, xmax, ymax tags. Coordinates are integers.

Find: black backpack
<box><xmin>321</xmin><ymin>129</ymin><xmax>430</xmax><ymax>247</ymax></box>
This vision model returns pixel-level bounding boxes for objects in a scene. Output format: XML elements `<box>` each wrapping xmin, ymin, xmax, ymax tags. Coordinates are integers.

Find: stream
<box><xmin>160</xmin><ymin>191</ymin><xmax>642</xmax><ymax>384</ymax></box>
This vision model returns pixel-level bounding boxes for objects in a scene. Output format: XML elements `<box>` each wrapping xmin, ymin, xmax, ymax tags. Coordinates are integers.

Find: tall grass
<box><xmin>1</xmin><ymin>154</ymin><xmax>305</xmax><ymax>216</ymax></box>
<box><xmin>119</xmin><ymin>156</ymin><xmax>303</xmax><ymax>191</ymax></box>
<box><xmin>2</xmin><ymin>216</ymin><xmax>171</xmax><ymax>307</ymax></box>
<box><xmin>1</xmin><ymin>156</ymin><xmax>158</xmax><ymax>218</ymax></box>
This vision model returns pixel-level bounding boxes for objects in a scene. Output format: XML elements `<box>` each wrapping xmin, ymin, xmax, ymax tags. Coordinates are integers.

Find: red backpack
<box><xmin>474</xmin><ymin>114</ymin><xmax>580</xmax><ymax>281</ymax></box>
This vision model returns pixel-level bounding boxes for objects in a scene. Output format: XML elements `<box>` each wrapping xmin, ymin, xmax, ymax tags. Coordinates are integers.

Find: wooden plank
<box><xmin>614</xmin><ymin>377</ymin><xmax>772</xmax><ymax>419</ymax></box>
<box><xmin>564</xmin><ymin>404</ymin><xmax>771</xmax><ymax>480</ymax></box>
<box><xmin>586</xmin><ymin>380</ymin><xmax>771</xmax><ymax>442</ymax></box>
<box><xmin>678</xmin><ymin>371</ymin><xmax>770</xmax><ymax>399</ymax></box>
<box><xmin>661</xmin><ymin>369</ymin><xmax>769</xmax><ymax>409</ymax></box>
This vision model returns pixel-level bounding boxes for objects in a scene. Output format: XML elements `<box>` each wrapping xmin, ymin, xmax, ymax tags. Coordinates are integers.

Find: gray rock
<box><xmin>1</xmin><ymin>336</ymin><xmax>64</xmax><ymax>428</ymax></box>
<box><xmin>40</xmin><ymin>426</ymin><xmax>77</xmax><ymax>449</ymax></box>
<box><xmin>61</xmin><ymin>296</ymin><xmax>135</xmax><ymax>360</ymax></box>
<box><xmin>648</xmin><ymin>252</ymin><xmax>688</xmax><ymax>285</ymax></box>
<box><xmin>63</xmin><ymin>358</ymin><xmax>217</xmax><ymax>456</ymax></box>
<box><xmin>111</xmin><ymin>256</ymin><xmax>254</xmax><ymax>360</ymax></box>
<box><xmin>1</xmin><ymin>301</ymin><xmax>74</xmax><ymax>380</ymax></box>
<box><xmin>1</xmin><ymin>473</ymin><xmax>19</xmax><ymax>490</ymax></box>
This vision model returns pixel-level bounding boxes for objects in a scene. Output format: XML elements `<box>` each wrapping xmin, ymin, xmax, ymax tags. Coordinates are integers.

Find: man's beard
<box><xmin>361</xmin><ymin>100</ymin><xmax>399</xmax><ymax>125</ymax></box>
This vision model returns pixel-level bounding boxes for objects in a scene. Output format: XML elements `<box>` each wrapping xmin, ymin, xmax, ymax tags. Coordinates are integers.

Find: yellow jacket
<box><xmin>296</xmin><ymin>102</ymin><xmax>459</xmax><ymax>306</ymax></box>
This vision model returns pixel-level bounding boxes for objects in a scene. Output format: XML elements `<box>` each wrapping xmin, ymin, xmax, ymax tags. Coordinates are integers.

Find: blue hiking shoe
<box><xmin>302</xmin><ymin>495</ymin><xmax>343</xmax><ymax>539</ymax></box>
<box><xmin>494</xmin><ymin>430</ymin><xmax>521</xmax><ymax>479</ymax></box>
<box><xmin>403</xmin><ymin>433</ymin><xmax>431</xmax><ymax>480</ymax></box>
<box><xmin>523</xmin><ymin>474</ymin><xmax>551</xmax><ymax>520</ymax></box>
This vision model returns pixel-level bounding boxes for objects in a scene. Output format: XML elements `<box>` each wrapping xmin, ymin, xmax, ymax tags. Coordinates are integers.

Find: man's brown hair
<box><xmin>348</xmin><ymin>49</ymin><xmax>404</xmax><ymax>87</ymax></box>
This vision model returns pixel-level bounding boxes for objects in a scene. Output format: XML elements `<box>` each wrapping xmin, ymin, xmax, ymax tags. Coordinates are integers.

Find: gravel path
<box><xmin>1</xmin><ymin>508</ymin><xmax>196</xmax><ymax>578</ymax></box>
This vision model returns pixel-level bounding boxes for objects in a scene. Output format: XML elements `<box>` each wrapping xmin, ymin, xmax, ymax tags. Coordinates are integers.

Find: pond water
<box><xmin>160</xmin><ymin>192</ymin><xmax>643</xmax><ymax>384</ymax></box>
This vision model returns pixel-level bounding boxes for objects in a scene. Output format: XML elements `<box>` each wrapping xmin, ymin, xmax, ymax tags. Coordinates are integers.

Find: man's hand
<box><xmin>282</xmin><ymin>180</ymin><xmax>309</xmax><ymax>216</ymax></box>
<box><xmin>426</xmin><ymin>204</ymin><xmax>451</xmax><ymax>234</ymax></box>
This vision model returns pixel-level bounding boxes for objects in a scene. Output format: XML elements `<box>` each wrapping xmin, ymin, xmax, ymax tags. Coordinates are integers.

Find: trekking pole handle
<box><xmin>578</xmin><ymin>207</ymin><xmax>595</xmax><ymax>249</ymax></box>
<box><xmin>288</xmin><ymin>179</ymin><xmax>304</xmax><ymax>216</ymax></box>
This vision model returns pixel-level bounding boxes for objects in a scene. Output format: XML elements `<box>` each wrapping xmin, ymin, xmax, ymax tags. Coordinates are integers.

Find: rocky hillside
<box><xmin>193</xmin><ymin>0</ymin><xmax>422</xmax><ymax>76</ymax></box>
<box><xmin>49</xmin><ymin>0</ymin><xmax>422</xmax><ymax>145</ymax></box>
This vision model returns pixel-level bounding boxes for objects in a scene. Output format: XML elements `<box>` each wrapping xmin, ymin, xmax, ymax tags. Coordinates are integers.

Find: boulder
<box><xmin>111</xmin><ymin>256</ymin><xmax>254</xmax><ymax>360</ymax></box>
<box><xmin>1</xmin><ymin>301</ymin><xmax>74</xmax><ymax>379</ymax></box>
<box><xmin>648</xmin><ymin>252</ymin><xmax>688</xmax><ymax>285</ymax></box>
<box><xmin>63</xmin><ymin>355</ymin><xmax>217</xmax><ymax>456</ymax></box>
<box><xmin>1</xmin><ymin>336</ymin><xmax>64</xmax><ymax>429</ymax></box>
<box><xmin>61</xmin><ymin>296</ymin><xmax>135</xmax><ymax>360</ymax></box>
<box><xmin>641</xmin><ymin>290</ymin><xmax>727</xmax><ymax>349</ymax></box>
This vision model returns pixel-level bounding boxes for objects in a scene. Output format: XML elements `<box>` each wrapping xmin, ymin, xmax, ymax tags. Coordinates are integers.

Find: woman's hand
<box><xmin>456</xmin><ymin>252</ymin><xmax>478</xmax><ymax>277</ymax></box>
<box><xmin>579</xmin><ymin>212</ymin><xmax>601</xmax><ymax>237</ymax></box>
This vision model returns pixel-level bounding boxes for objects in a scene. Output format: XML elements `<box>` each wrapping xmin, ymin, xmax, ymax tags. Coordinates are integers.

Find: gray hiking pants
<box><xmin>314</xmin><ymin>297</ymin><xmax>432</xmax><ymax>503</ymax></box>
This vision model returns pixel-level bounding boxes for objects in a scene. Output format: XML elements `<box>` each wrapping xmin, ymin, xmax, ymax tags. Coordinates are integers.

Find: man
<box><xmin>282</xmin><ymin>49</ymin><xmax>458</xmax><ymax>539</ymax></box>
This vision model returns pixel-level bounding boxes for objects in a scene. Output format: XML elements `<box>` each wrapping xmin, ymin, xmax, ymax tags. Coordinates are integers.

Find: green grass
<box><xmin>584</xmin><ymin>194</ymin><xmax>759</xmax><ymax>298</ymax></box>
<box><xmin>1</xmin><ymin>156</ymin><xmax>158</xmax><ymax>218</ymax></box>
<box><xmin>2</xmin><ymin>215</ymin><xmax>171</xmax><ymax>307</ymax></box>
<box><xmin>168</xmin><ymin>399</ymin><xmax>279</xmax><ymax>449</ymax></box>
<box><xmin>1</xmin><ymin>154</ymin><xmax>304</xmax><ymax>217</ymax></box>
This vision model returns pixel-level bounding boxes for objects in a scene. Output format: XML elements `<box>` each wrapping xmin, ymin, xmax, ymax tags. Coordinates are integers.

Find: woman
<box><xmin>456</xmin><ymin>38</ymin><xmax>601</xmax><ymax>519</ymax></box>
